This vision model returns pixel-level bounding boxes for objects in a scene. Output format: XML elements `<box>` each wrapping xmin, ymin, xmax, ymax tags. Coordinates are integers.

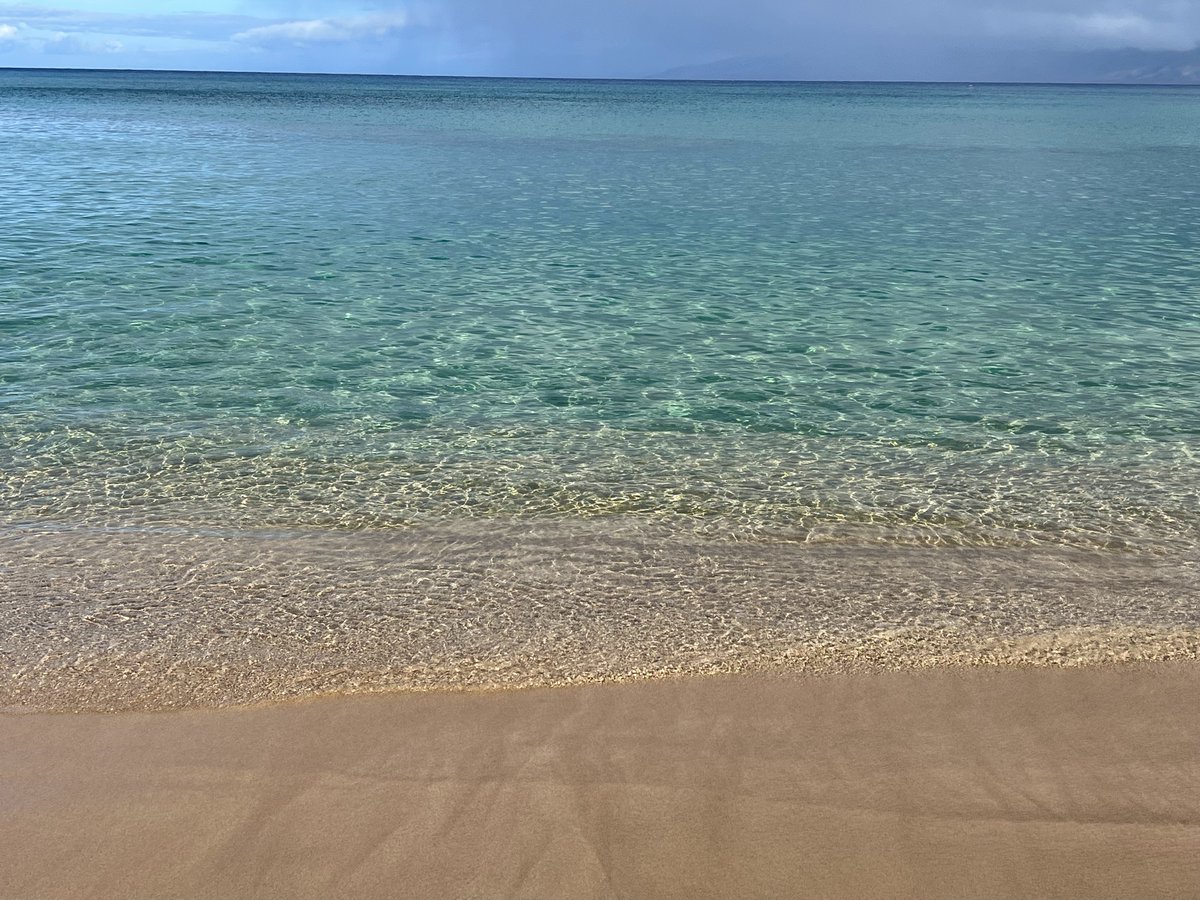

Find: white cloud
<box><xmin>0</xmin><ymin>5</ymin><xmax>279</xmax><ymax>43</ymax></box>
<box><xmin>0</xmin><ymin>20</ymin><xmax>129</xmax><ymax>55</ymax></box>
<box><xmin>44</xmin><ymin>30</ymin><xmax>85</xmax><ymax>52</ymax></box>
<box><xmin>233</xmin><ymin>12</ymin><xmax>410</xmax><ymax>46</ymax></box>
<box><xmin>43</xmin><ymin>29</ymin><xmax>121</xmax><ymax>53</ymax></box>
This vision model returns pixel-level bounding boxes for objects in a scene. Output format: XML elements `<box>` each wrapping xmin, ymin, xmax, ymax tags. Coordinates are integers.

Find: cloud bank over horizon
<box><xmin>2</xmin><ymin>0</ymin><xmax>1200</xmax><ymax>80</ymax></box>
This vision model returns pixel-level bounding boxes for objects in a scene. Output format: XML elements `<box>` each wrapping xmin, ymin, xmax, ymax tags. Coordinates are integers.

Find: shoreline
<box><xmin>4</xmin><ymin>662</ymin><xmax>1198</xmax><ymax>898</ymax></box>
<box><xmin>4</xmin><ymin>521</ymin><xmax>1197</xmax><ymax>712</ymax></box>
<box><xmin>6</xmin><ymin>631</ymin><xmax>1200</xmax><ymax>714</ymax></box>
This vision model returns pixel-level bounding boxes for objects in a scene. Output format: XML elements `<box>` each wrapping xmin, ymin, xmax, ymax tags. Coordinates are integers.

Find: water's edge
<box><xmin>4</xmin><ymin>521</ymin><xmax>1195</xmax><ymax>712</ymax></box>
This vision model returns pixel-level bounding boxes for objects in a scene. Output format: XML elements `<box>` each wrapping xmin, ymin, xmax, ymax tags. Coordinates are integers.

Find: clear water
<box><xmin>2</xmin><ymin>71</ymin><xmax>1198</xmax><ymax>709</ymax></box>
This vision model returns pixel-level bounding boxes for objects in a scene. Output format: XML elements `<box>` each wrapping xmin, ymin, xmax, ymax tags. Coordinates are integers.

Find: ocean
<box><xmin>2</xmin><ymin>69</ymin><xmax>1198</xmax><ymax>709</ymax></box>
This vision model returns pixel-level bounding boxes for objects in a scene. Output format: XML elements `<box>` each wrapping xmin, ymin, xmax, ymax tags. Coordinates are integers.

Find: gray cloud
<box><xmin>981</xmin><ymin>6</ymin><xmax>1200</xmax><ymax>50</ymax></box>
<box><xmin>2</xmin><ymin>0</ymin><xmax>1199</xmax><ymax>77</ymax></box>
<box><xmin>361</xmin><ymin>0</ymin><xmax>1200</xmax><ymax>76</ymax></box>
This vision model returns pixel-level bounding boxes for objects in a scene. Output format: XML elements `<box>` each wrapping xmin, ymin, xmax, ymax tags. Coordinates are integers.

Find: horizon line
<box><xmin>3</xmin><ymin>64</ymin><xmax>1200</xmax><ymax>88</ymax></box>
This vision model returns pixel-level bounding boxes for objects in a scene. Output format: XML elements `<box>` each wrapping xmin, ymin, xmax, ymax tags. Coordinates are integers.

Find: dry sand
<box><xmin>2</xmin><ymin>664</ymin><xmax>1198</xmax><ymax>899</ymax></box>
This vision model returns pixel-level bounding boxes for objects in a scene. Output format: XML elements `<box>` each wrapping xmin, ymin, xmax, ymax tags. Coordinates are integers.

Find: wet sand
<box><xmin>3</xmin><ymin>663</ymin><xmax>1198</xmax><ymax>898</ymax></box>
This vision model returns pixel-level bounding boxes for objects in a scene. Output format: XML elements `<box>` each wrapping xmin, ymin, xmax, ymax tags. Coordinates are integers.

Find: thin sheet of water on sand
<box><xmin>3</xmin><ymin>520</ymin><xmax>1196</xmax><ymax>711</ymax></box>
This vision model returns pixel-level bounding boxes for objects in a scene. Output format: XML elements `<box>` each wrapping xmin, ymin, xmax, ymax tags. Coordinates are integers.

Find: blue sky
<box><xmin>1</xmin><ymin>1</ymin><xmax>1199</xmax><ymax>78</ymax></box>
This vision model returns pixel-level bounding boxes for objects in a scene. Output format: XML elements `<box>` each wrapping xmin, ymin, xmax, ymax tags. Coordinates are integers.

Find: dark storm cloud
<box><xmin>406</xmin><ymin>0</ymin><xmax>1200</xmax><ymax>75</ymax></box>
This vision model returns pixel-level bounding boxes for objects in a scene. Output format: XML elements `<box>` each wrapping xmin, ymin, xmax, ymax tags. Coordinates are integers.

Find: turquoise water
<box><xmin>2</xmin><ymin>71</ymin><xmax>1198</xmax><ymax>708</ymax></box>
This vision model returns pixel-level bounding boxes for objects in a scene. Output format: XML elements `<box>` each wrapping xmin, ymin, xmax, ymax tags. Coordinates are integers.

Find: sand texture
<box><xmin>2</xmin><ymin>664</ymin><xmax>1198</xmax><ymax>899</ymax></box>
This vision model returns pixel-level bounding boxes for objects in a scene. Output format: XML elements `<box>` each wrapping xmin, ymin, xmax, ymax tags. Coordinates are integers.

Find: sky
<box><xmin>1</xmin><ymin>0</ymin><xmax>1199</xmax><ymax>79</ymax></box>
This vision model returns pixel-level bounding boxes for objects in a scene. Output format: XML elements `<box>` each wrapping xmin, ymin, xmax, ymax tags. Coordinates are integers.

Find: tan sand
<box><xmin>2</xmin><ymin>664</ymin><xmax>1198</xmax><ymax>899</ymax></box>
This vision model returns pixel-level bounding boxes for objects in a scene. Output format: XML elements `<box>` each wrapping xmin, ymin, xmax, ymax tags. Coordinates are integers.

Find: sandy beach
<box><xmin>3</xmin><ymin>662</ymin><xmax>1197</xmax><ymax>899</ymax></box>
<box><xmin>7</xmin><ymin>64</ymin><xmax>1200</xmax><ymax>900</ymax></box>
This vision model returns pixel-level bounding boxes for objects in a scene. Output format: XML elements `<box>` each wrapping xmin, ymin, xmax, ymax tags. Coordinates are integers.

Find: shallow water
<box><xmin>2</xmin><ymin>71</ymin><xmax>1198</xmax><ymax>709</ymax></box>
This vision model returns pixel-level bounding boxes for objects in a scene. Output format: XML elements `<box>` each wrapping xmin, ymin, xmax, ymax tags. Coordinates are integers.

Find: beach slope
<box><xmin>2</xmin><ymin>664</ymin><xmax>1197</xmax><ymax>899</ymax></box>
